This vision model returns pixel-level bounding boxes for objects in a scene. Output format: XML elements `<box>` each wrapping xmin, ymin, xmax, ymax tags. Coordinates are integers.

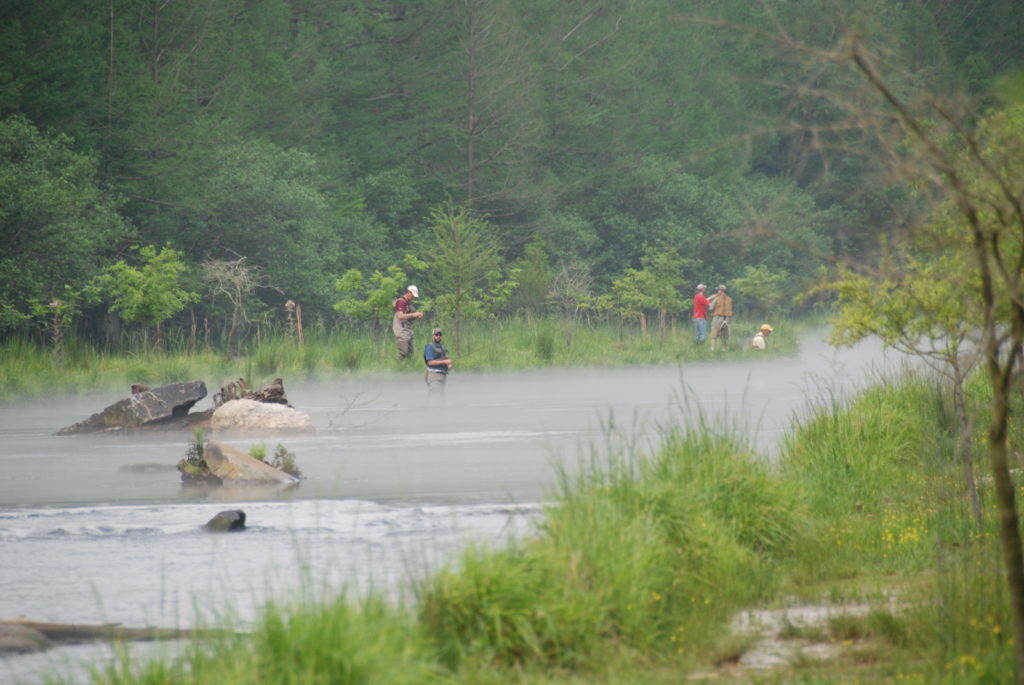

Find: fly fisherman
<box><xmin>424</xmin><ymin>328</ymin><xmax>453</xmax><ymax>393</ymax></box>
<box><xmin>392</xmin><ymin>285</ymin><xmax>423</xmax><ymax>360</ymax></box>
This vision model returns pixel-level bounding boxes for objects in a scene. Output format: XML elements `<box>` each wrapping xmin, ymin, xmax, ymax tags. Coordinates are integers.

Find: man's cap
<box><xmin>432</xmin><ymin>328</ymin><xmax>442</xmax><ymax>335</ymax></box>
<box><xmin>716</xmin><ymin>284</ymin><xmax>727</xmax><ymax>291</ymax></box>
<box><xmin>760</xmin><ymin>324</ymin><xmax>773</xmax><ymax>332</ymax></box>
<box><xmin>697</xmin><ymin>283</ymin><xmax>706</xmax><ymax>291</ymax></box>
<box><xmin>407</xmin><ymin>285</ymin><xmax>419</xmax><ymax>297</ymax></box>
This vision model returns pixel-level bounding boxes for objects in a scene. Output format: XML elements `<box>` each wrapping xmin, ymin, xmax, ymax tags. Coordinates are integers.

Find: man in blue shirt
<box><xmin>424</xmin><ymin>328</ymin><xmax>453</xmax><ymax>392</ymax></box>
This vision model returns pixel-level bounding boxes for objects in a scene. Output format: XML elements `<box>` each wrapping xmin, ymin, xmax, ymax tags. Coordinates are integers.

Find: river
<box><xmin>0</xmin><ymin>330</ymin><xmax>907</xmax><ymax>683</ymax></box>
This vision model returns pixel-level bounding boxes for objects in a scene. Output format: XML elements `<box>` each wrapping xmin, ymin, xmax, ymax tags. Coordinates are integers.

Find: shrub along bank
<box><xmin>79</xmin><ymin>373</ymin><xmax>1014</xmax><ymax>683</ymax></box>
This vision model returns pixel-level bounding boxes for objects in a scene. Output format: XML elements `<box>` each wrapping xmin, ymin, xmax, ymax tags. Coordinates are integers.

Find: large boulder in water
<box><xmin>57</xmin><ymin>381</ymin><xmax>208</xmax><ymax>434</ymax></box>
<box><xmin>204</xmin><ymin>440</ymin><xmax>300</xmax><ymax>485</ymax></box>
<box><xmin>210</xmin><ymin>399</ymin><xmax>313</xmax><ymax>433</ymax></box>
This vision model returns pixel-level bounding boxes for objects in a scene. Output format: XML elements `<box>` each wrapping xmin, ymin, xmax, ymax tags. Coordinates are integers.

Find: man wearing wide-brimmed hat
<box><xmin>751</xmin><ymin>323</ymin><xmax>773</xmax><ymax>351</ymax></box>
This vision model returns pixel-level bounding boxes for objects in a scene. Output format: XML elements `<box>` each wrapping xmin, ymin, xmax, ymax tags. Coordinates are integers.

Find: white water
<box><xmin>0</xmin><ymin>331</ymin><xmax>908</xmax><ymax>683</ymax></box>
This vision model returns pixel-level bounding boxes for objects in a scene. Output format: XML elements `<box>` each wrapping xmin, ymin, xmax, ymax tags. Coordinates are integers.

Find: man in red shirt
<box><xmin>693</xmin><ymin>283</ymin><xmax>710</xmax><ymax>343</ymax></box>
<box><xmin>392</xmin><ymin>285</ymin><xmax>423</xmax><ymax>360</ymax></box>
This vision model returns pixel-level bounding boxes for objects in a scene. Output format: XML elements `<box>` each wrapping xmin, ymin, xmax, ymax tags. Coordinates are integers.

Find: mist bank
<box><xmin>0</xmin><ymin>316</ymin><xmax>811</xmax><ymax>402</ymax></box>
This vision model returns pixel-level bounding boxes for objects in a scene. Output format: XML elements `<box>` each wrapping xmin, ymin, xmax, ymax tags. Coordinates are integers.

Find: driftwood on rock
<box><xmin>57</xmin><ymin>381</ymin><xmax>208</xmax><ymax>435</ymax></box>
<box><xmin>214</xmin><ymin>377</ymin><xmax>289</xmax><ymax>407</ymax></box>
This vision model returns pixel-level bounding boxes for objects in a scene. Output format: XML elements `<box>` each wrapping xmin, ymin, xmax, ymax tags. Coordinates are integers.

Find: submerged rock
<box><xmin>118</xmin><ymin>462</ymin><xmax>181</xmax><ymax>473</ymax></box>
<box><xmin>0</xmin><ymin>622</ymin><xmax>51</xmax><ymax>655</ymax></box>
<box><xmin>57</xmin><ymin>381</ymin><xmax>208</xmax><ymax>435</ymax></box>
<box><xmin>205</xmin><ymin>509</ymin><xmax>246</xmax><ymax>532</ymax></box>
<box><xmin>210</xmin><ymin>399</ymin><xmax>313</xmax><ymax>432</ymax></box>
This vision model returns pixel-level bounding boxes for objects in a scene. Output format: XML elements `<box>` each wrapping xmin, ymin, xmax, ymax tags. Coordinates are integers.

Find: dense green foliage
<box><xmin>2</xmin><ymin>0</ymin><xmax>1020</xmax><ymax>350</ymax></box>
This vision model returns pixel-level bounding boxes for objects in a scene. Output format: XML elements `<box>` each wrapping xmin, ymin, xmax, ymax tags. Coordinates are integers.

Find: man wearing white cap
<box><xmin>392</xmin><ymin>285</ymin><xmax>423</xmax><ymax>360</ymax></box>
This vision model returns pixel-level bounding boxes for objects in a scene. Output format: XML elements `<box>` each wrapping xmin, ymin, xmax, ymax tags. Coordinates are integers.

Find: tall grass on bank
<box><xmin>92</xmin><ymin>598</ymin><xmax>440</xmax><ymax>685</ymax></box>
<box><xmin>0</xmin><ymin>315</ymin><xmax>801</xmax><ymax>401</ymax></box>
<box><xmin>780</xmin><ymin>380</ymin><xmax>951</xmax><ymax>580</ymax></box>
<box><xmin>781</xmin><ymin>374</ymin><xmax>1017</xmax><ymax>681</ymax></box>
<box><xmin>418</xmin><ymin>431</ymin><xmax>805</xmax><ymax>673</ymax></box>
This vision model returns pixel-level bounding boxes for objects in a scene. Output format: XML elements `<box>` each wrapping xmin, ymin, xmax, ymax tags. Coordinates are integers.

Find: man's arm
<box><xmin>395</xmin><ymin>300</ymin><xmax>423</xmax><ymax>321</ymax></box>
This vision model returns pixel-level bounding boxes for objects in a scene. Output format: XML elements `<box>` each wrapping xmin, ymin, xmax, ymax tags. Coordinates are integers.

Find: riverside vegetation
<box><xmin>0</xmin><ymin>316</ymin><xmax>798</xmax><ymax>402</ymax></box>
<box><xmin>67</xmin><ymin>370</ymin><xmax>1018</xmax><ymax>684</ymax></box>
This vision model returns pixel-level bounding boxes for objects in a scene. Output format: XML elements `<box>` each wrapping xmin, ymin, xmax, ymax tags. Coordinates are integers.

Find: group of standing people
<box><xmin>392</xmin><ymin>285</ymin><xmax>452</xmax><ymax>393</ymax></box>
<box><xmin>692</xmin><ymin>283</ymin><xmax>772</xmax><ymax>351</ymax></box>
<box><xmin>392</xmin><ymin>281</ymin><xmax>771</xmax><ymax>394</ymax></box>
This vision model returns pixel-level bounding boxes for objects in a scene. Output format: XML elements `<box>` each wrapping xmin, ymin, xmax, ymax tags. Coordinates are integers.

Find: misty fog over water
<box><xmin>0</xmin><ymin>330</ymin><xmax>911</xmax><ymax>683</ymax></box>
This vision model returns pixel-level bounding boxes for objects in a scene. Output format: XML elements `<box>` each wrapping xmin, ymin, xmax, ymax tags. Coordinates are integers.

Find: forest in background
<box><xmin>2</xmin><ymin>0</ymin><xmax>1022</xmax><ymax>350</ymax></box>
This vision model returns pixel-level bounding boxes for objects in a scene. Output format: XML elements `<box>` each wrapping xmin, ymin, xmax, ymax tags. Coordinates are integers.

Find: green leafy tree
<box><xmin>610</xmin><ymin>245</ymin><xmax>688</xmax><ymax>337</ymax></box>
<box><xmin>95</xmin><ymin>245</ymin><xmax>199</xmax><ymax>351</ymax></box>
<box><xmin>639</xmin><ymin>245</ymin><xmax>689</xmax><ymax>338</ymax></box>
<box><xmin>823</xmin><ymin>247</ymin><xmax>984</xmax><ymax>525</ymax></box>
<box><xmin>830</xmin><ymin>39</ymin><xmax>1024</xmax><ymax>670</ymax></box>
<box><xmin>611</xmin><ymin>268</ymin><xmax>653</xmax><ymax>335</ymax></box>
<box><xmin>509</xmin><ymin>238</ymin><xmax>554</xmax><ymax>316</ymax></box>
<box><xmin>731</xmin><ymin>265</ymin><xmax>793</xmax><ymax>322</ymax></box>
<box><xmin>333</xmin><ymin>256</ymin><xmax>427</xmax><ymax>326</ymax></box>
<box><xmin>418</xmin><ymin>204</ymin><xmax>501</xmax><ymax>353</ymax></box>
<box><xmin>124</xmin><ymin>121</ymin><xmax>347</xmax><ymax>314</ymax></box>
<box><xmin>0</xmin><ymin>116</ymin><xmax>133</xmax><ymax>333</ymax></box>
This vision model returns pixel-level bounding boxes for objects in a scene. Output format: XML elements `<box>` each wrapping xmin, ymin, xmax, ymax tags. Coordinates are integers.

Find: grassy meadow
<box><xmin>0</xmin><ymin>316</ymin><xmax>797</xmax><ymax>401</ymax></box>
<box><xmin>71</xmin><ymin>368</ymin><xmax>1018</xmax><ymax>684</ymax></box>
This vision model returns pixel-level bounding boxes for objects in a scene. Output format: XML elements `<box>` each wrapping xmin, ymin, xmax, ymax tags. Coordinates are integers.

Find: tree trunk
<box><xmin>987</xmin><ymin>368</ymin><xmax>1024</xmax><ymax>679</ymax></box>
<box><xmin>951</xmin><ymin>363</ymin><xmax>982</xmax><ymax>527</ymax></box>
<box><xmin>226</xmin><ymin>306</ymin><xmax>239</xmax><ymax>359</ymax></box>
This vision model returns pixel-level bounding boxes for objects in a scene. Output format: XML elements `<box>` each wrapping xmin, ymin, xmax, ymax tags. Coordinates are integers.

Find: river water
<box><xmin>0</xmin><ymin>331</ymin><xmax>907</xmax><ymax>683</ymax></box>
